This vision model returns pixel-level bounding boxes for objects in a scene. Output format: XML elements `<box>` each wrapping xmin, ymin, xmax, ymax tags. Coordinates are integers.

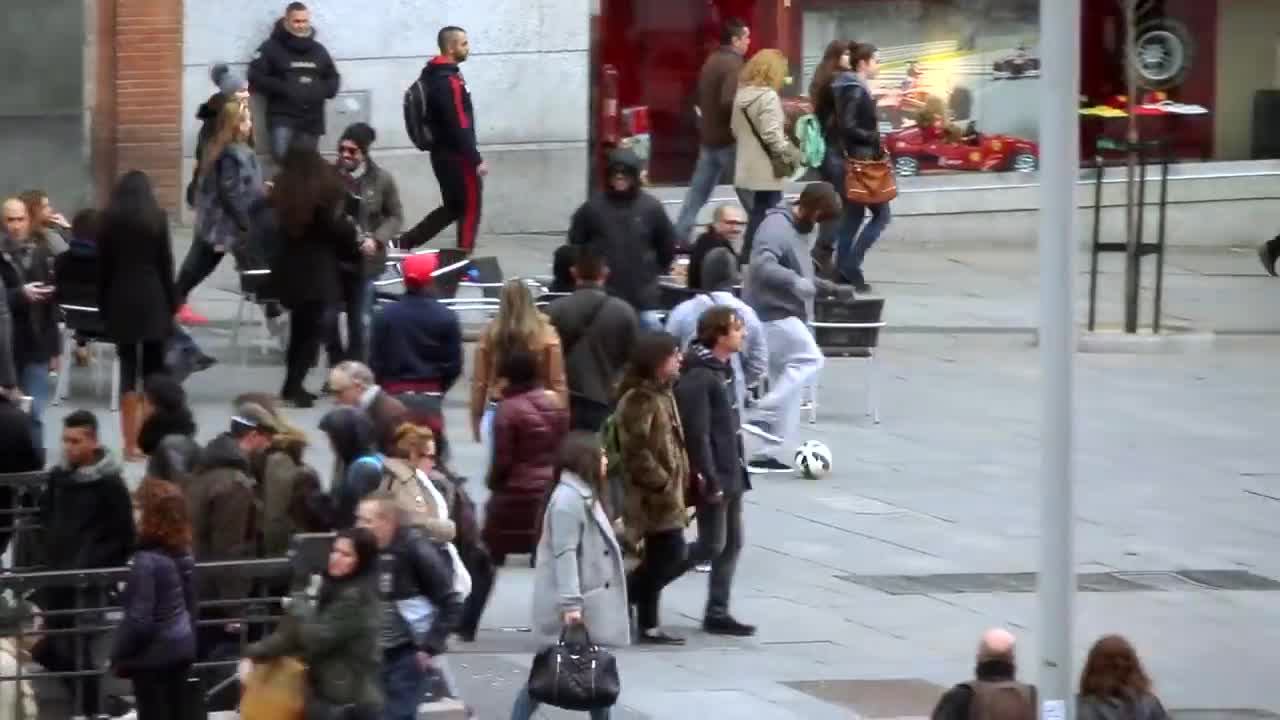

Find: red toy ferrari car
<box><xmin>886</xmin><ymin>124</ymin><xmax>1039</xmax><ymax>176</ymax></box>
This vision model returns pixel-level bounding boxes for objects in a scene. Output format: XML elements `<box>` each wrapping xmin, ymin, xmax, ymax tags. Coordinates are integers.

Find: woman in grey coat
<box><xmin>511</xmin><ymin>431</ymin><xmax>629</xmax><ymax>720</ymax></box>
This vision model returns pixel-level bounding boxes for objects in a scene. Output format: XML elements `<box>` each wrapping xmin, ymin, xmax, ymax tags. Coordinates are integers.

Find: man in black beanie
<box><xmin>329</xmin><ymin>122</ymin><xmax>404</xmax><ymax>364</ymax></box>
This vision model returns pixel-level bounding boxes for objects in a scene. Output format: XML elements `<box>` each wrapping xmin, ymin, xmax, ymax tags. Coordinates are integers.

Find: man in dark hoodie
<box><xmin>400</xmin><ymin>26</ymin><xmax>487</xmax><ymax>254</ymax></box>
<box><xmin>248</xmin><ymin>1</ymin><xmax>341</xmax><ymax>161</ymax></box>
<box><xmin>32</xmin><ymin>410</ymin><xmax>134</xmax><ymax>718</ymax></box>
<box><xmin>742</xmin><ymin>183</ymin><xmax>851</xmax><ymax>473</ymax></box>
<box><xmin>189</xmin><ymin>403</ymin><xmax>276</xmax><ymax>655</ymax></box>
<box><xmin>568</xmin><ymin>148</ymin><xmax>677</xmax><ymax>331</ymax></box>
<box><xmin>675</xmin><ymin>306</ymin><xmax>756</xmax><ymax>637</ymax></box>
<box><xmin>319</xmin><ymin>405</ymin><xmax>385</xmax><ymax>529</ymax></box>
<box><xmin>0</xmin><ymin>391</ymin><xmax>40</xmax><ymax>556</ymax></box>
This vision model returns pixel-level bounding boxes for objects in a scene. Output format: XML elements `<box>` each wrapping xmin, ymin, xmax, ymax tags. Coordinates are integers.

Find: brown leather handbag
<box><xmin>844</xmin><ymin>148</ymin><xmax>898</xmax><ymax>206</ymax></box>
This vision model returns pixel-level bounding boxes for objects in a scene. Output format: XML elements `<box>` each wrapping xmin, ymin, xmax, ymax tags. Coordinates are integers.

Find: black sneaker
<box><xmin>282</xmin><ymin>388</ymin><xmax>316</xmax><ymax>409</ymax></box>
<box><xmin>854</xmin><ymin>282</ymin><xmax>873</xmax><ymax>294</ymax></box>
<box><xmin>703</xmin><ymin>615</ymin><xmax>757</xmax><ymax>637</ymax></box>
<box><xmin>741</xmin><ymin>421</ymin><xmax>783</xmax><ymax>444</ymax></box>
<box><xmin>638</xmin><ymin>629</ymin><xmax>686</xmax><ymax>646</ymax></box>
<box><xmin>748</xmin><ymin>457</ymin><xmax>791</xmax><ymax>474</ymax></box>
<box><xmin>193</xmin><ymin>353</ymin><xmax>218</xmax><ymax>373</ymax></box>
<box><xmin>1260</xmin><ymin>239</ymin><xmax>1279</xmax><ymax>277</ymax></box>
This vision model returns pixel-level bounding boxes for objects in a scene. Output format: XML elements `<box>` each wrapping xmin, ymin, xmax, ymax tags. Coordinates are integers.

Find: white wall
<box><xmin>182</xmin><ymin>0</ymin><xmax>590</xmax><ymax>234</ymax></box>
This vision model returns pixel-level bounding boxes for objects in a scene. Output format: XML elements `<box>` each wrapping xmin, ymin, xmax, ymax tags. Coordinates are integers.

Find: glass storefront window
<box><xmin>595</xmin><ymin>0</ymin><xmax>1279</xmax><ymax>187</ymax></box>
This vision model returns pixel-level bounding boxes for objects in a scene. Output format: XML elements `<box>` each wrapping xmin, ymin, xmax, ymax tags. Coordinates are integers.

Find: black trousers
<box><xmin>401</xmin><ymin>151</ymin><xmax>482</xmax><ymax>253</ymax></box>
<box><xmin>175</xmin><ymin>241</ymin><xmax>224</xmax><ymax>304</ymax></box>
<box><xmin>284</xmin><ymin>302</ymin><xmax>329</xmax><ymax>392</ymax></box>
<box><xmin>117</xmin><ymin>340</ymin><xmax>166</xmax><ymax>394</ymax></box>
<box><xmin>626</xmin><ymin>528</ymin><xmax>687</xmax><ymax>630</ymax></box>
<box><xmin>325</xmin><ymin>272</ymin><xmax>370</xmax><ymax>366</ymax></box>
<box><xmin>31</xmin><ymin>609</ymin><xmax>100</xmax><ymax>717</ymax></box>
<box><xmin>457</xmin><ymin>542</ymin><xmax>496</xmax><ymax>638</ymax></box>
<box><xmin>133</xmin><ymin>664</ymin><xmax>193</xmax><ymax>720</ymax></box>
<box><xmin>569</xmin><ymin>395</ymin><xmax>611</xmax><ymax>433</ymax></box>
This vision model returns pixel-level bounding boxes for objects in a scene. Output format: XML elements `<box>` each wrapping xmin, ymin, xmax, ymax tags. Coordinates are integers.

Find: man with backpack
<box><xmin>546</xmin><ymin>247</ymin><xmax>638</xmax><ymax>432</ymax></box>
<box><xmin>930</xmin><ymin>628</ymin><xmax>1038</xmax><ymax>720</ymax></box>
<box><xmin>400</xmin><ymin>26</ymin><xmax>487</xmax><ymax>254</ymax></box>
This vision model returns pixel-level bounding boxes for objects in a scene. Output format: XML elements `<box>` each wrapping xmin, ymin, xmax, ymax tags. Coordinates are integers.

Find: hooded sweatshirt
<box><xmin>40</xmin><ymin>448</ymin><xmax>135</xmax><ymax>571</ymax></box>
<box><xmin>247</xmin><ymin>19</ymin><xmax>340</xmax><ymax>135</ymax></box>
<box><xmin>567</xmin><ymin>148</ymin><xmax>677</xmax><ymax>311</ymax></box>
<box><xmin>744</xmin><ymin>204</ymin><xmax>842</xmax><ymax>322</ymax></box>
<box><xmin>420</xmin><ymin>57</ymin><xmax>482</xmax><ymax>165</ymax></box>
<box><xmin>319</xmin><ymin>407</ymin><xmax>383</xmax><ymax>528</ymax></box>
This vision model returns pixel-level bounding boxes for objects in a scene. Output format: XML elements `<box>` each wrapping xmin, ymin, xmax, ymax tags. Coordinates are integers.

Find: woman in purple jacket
<box><xmin>110</xmin><ymin>479</ymin><xmax>197</xmax><ymax>720</ymax></box>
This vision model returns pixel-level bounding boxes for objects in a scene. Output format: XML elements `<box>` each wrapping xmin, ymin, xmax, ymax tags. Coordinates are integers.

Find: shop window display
<box><xmin>594</xmin><ymin>0</ymin><xmax>1280</xmax><ymax>186</ymax></box>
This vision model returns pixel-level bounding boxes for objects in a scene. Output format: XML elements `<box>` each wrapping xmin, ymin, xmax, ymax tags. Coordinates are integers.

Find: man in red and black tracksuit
<box><xmin>401</xmin><ymin>26</ymin><xmax>487</xmax><ymax>254</ymax></box>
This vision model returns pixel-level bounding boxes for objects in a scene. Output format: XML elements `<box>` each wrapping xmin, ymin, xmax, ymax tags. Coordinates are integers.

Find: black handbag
<box><xmin>527</xmin><ymin>623</ymin><xmax>621</xmax><ymax>711</ymax></box>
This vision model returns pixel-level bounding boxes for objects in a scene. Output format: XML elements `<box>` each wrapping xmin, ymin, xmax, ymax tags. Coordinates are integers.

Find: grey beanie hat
<box><xmin>702</xmin><ymin>247</ymin><xmax>740</xmax><ymax>291</ymax></box>
<box><xmin>211</xmin><ymin>63</ymin><xmax>248</xmax><ymax>95</ymax></box>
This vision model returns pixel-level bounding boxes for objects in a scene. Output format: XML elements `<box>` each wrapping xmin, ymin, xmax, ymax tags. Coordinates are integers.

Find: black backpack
<box><xmin>403</xmin><ymin>77</ymin><xmax>435</xmax><ymax>152</ymax></box>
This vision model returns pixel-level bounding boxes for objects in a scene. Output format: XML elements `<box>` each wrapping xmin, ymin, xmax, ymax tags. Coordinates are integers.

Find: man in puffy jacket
<box><xmin>357</xmin><ymin>494</ymin><xmax>463</xmax><ymax>720</ymax></box>
<box><xmin>248</xmin><ymin>2</ymin><xmax>340</xmax><ymax>160</ymax></box>
<box><xmin>399</xmin><ymin>26</ymin><xmax>487</xmax><ymax>253</ymax></box>
<box><xmin>568</xmin><ymin>148</ymin><xmax>677</xmax><ymax>330</ymax></box>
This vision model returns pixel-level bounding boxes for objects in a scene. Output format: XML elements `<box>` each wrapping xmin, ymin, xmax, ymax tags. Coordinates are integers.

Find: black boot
<box><xmin>1259</xmin><ymin>236</ymin><xmax>1280</xmax><ymax>277</ymax></box>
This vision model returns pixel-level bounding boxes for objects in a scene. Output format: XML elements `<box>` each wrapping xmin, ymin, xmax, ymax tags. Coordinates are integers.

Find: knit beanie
<box><xmin>702</xmin><ymin>247</ymin><xmax>740</xmax><ymax>291</ymax></box>
<box><xmin>211</xmin><ymin>63</ymin><xmax>248</xmax><ymax>95</ymax></box>
<box><xmin>340</xmin><ymin>122</ymin><xmax>377</xmax><ymax>155</ymax></box>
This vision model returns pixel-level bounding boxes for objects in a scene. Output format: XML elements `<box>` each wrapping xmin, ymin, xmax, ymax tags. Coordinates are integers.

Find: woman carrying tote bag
<box><xmin>731</xmin><ymin>48</ymin><xmax>806</xmax><ymax>264</ymax></box>
<box><xmin>510</xmin><ymin>432</ymin><xmax>628</xmax><ymax>719</ymax></box>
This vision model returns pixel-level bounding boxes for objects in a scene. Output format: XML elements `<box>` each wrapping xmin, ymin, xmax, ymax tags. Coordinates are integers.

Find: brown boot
<box><xmin>120</xmin><ymin>392</ymin><xmax>145</xmax><ymax>461</ymax></box>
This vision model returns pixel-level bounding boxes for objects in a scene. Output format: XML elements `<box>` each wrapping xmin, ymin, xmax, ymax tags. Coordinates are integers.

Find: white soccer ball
<box><xmin>794</xmin><ymin>440</ymin><xmax>833</xmax><ymax>479</ymax></box>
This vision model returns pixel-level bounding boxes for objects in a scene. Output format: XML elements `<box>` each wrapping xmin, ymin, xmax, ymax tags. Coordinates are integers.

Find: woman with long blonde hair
<box><xmin>177</xmin><ymin>100</ymin><xmax>266</xmax><ymax>311</ymax></box>
<box><xmin>469</xmin><ymin>279</ymin><xmax>567</xmax><ymax>443</ymax></box>
<box><xmin>732</xmin><ymin>48</ymin><xmax>805</xmax><ymax>260</ymax></box>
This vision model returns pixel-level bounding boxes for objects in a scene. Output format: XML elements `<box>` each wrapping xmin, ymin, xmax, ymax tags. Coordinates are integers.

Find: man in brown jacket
<box><xmin>672</xmin><ymin>18</ymin><xmax>753</xmax><ymax>247</ymax></box>
<box><xmin>617</xmin><ymin>332</ymin><xmax>690</xmax><ymax>645</ymax></box>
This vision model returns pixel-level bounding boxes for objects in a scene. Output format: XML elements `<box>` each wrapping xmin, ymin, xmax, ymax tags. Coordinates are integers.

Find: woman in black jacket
<box><xmin>110</xmin><ymin>479</ymin><xmax>197</xmax><ymax>720</ymax></box>
<box><xmin>97</xmin><ymin>171</ymin><xmax>179</xmax><ymax>460</ymax></box>
<box><xmin>820</xmin><ymin>42</ymin><xmax>891</xmax><ymax>293</ymax></box>
<box><xmin>270</xmin><ymin>146</ymin><xmax>363</xmax><ymax>407</ymax></box>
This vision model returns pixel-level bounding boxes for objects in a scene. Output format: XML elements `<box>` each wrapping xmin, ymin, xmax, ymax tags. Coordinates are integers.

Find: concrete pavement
<box><xmin>41</xmin><ymin>286</ymin><xmax>1280</xmax><ymax>720</ymax></box>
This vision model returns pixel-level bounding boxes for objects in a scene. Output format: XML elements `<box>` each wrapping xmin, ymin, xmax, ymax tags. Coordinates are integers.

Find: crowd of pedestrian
<box><xmin>0</xmin><ymin>5</ymin><xmax>1178</xmax><ymax>719</ymax></box>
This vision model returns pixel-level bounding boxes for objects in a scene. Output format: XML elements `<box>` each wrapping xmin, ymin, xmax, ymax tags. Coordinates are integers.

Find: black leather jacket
<box><xmin>829</xmin><ymin>72</ymin><xmax>881</xmax><ymax>160</ymax></box>
<box><xmin>379</xmin><ymin>526</ymin><xmax>463</xmax><ymax>656</ymax></box>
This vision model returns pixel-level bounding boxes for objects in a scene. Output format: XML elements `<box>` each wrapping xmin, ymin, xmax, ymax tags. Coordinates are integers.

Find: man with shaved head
<box><xmin>687</xmin><ymin>202</ymin><xmax>748</xmax><ymax>291</ymax></box>
<box><xmin>1</xmin><ymin>197</ymin><xmax>58</xmax><ymax>449</ymax></box>
<box><xmin>931</xmin><ymin>628</ymin><xmax>1037</xmax><ymax>720</ymax></box>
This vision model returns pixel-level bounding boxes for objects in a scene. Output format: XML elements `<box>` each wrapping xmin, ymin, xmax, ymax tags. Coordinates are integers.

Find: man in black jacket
<box><xmin>547</xmin><ymin>247</ymin><xmax>637</xmax><ymax>432</ymax></box>
<box><xmin>568</xmin><ymin>148</ymin><xmax>677</xmax><ymax>331</ymax></box>
<box><xmin>32</xmin><ymin>410</ymin><xmax>135</xmax><ymax>718</ymax></box>
<box><xmin>2</xmin><ymin>197</ymin><xmax>59</xmax><ymax>451</ymax></box>
<box><xmin>674</xmin><ymin>305</ymin><xmax>755</xmax><ymax>636</ymax></box>
<box><xmin>687</xmin><ymin>203</ymin><xmax>747</xmax><ymax>291</ymax></box>
<box><xmin>248</xmin><ymin>2</ymin><xmax>341</xmax><ymax>161</ymax></box>
<box><xmin>400</xmin><ymin>26</ymin><xmax>487</xmax><ymax>254</ymax></box>
<box><xmin>357</xmin><ymin>494</ymin><xmax>464</xmax><ymax>718</ymax></box>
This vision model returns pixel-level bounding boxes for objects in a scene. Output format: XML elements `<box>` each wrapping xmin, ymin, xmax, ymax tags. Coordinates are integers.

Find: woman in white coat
<box><xmin>732</xmin><ymin>48</ymin><xmax>805</xmax><ymax>262</ymax></box>
<box><xmin>510</xmin><ymin>431</ymin><xmax>629</xmax><ymax>720</ymax></box>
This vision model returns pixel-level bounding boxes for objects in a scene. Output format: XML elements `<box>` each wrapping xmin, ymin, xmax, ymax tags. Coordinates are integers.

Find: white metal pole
<box><xmin>1037</xmin><ymin>0</ymin><xmax>1079</xmax><ymax>719</ymax></box>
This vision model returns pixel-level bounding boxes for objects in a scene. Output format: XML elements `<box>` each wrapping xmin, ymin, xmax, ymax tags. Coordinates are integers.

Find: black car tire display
<box><xmin>1131</xmin><ymin>18</ymin><xmax>1194</xmax><ymax>90</ymax></box>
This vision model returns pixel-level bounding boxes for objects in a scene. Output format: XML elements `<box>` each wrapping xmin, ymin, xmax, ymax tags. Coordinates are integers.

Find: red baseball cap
<box><xmin>402</xmin><ymin>253</ymin><xmax>440</xmax><ymax>286</ymax></box>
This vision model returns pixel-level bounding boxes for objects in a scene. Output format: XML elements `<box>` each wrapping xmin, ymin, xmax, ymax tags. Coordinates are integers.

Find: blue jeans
<box><xmin>20</xmin><ymin>363</ymin><xmax>49</xmax><ymax>451</ymax></box>
<box><xmin>381</xmin><ymin>648</ymin><xmax>427</xmax><ymax>720</ymax></box>
<box><xmin>673</xmin><ymin>145</ymin><xmax>753</xmax><ymax>247</ymax></box>
<box><xmin>743</xmin><ymin>190</ymin><xmax>783</xmax><ymax>264</ymax></box>
<box><xmin>269</xmin><ymin>125</ymin><xmax>319</xmax><ymax>162</ymax></box>
<box><xmin>823</xmin><ymin>154</ymin><xmax>890</xmax><ymax>286</ymax></box>
<box><xmin>510</xmin><ymin>683</ymin><xmax>611</xmax><ymax>720</ymax></box>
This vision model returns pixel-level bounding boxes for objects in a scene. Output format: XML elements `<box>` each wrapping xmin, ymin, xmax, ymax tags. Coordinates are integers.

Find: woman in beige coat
<box><xmin>732</xmin><ymin>48</ymin><xmax>805</xmax><ymax>261</ymax></box>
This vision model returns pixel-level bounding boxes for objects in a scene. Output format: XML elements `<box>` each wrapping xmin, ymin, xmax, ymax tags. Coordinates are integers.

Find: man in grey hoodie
<box><xmin>741</xmin><ymin>183</ymin><xmax>851</xmax><ymax>472</ymax></box>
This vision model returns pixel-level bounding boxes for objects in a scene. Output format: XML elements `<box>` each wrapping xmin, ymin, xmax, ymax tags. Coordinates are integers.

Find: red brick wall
<box><xmin>100</xmin><ymin>0</ymin><xmax>183</xmax><ymax>213</ymax></box>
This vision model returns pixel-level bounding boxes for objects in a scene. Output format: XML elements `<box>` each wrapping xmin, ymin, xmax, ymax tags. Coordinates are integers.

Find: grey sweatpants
<box><xmin>751</xmin><ymin>316</ymin><xmax>823</xmax><ymax>459</ymax></box>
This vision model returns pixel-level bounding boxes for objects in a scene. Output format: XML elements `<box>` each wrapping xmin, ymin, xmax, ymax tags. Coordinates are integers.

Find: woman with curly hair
<box><xmin>1078</xmin><ymin>635</ymin><xmax>1169</xmax><ymax>720</ymax></box>
<box><xmin>110</xmin><ymin>480</ymin><xmax>197</xmax><ymax>720</ymax></box>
